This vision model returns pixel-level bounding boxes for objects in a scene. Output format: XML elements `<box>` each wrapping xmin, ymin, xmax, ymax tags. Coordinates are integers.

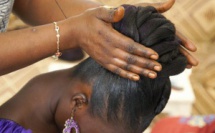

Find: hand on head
<box><xmin>61</xmin><ymin>5</ymin><xmax>187</xmax><ymax>133</ymax></box>
<box><xmin>73</xmin><ymin>6</ymin><xmax>162</xmax><ymax>81</ymax></box>
<box><xmin>134</xmin><ymin>0</ymin><xmax>198</xmax><ymax>68</ymax></box>
<box><xmin>73</xmin><ymin>0</ymin><xmax>198</xmax><ymax>81</ymax></box>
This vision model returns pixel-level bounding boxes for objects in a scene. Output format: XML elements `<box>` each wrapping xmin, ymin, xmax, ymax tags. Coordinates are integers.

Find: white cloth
<box><xmin>0</xmin><ymin>0</ymin><xmax>14</xmax><ymax>32</ymax></box>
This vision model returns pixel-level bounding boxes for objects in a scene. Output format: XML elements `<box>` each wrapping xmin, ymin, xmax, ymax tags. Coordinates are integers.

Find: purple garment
<box><xmin>0</xmin><ymin>118</ymin><xmax>32</xmax><ymax>133</ymax></box>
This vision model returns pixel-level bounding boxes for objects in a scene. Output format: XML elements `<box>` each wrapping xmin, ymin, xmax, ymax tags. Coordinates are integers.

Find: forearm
<box><xmin>13</xmin><ymin>0</ymin><xmax>103</xmax><ymax>25</ymax></box>
<box><xmin>0</xmin><ymin>19</ymin><xmax>75</xmax><ymax>75</ymax></box>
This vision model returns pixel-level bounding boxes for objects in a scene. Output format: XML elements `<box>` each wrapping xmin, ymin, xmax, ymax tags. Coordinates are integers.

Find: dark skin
<box><xmin>0</xmin><ymin>0</ymin><xmax>198</xmax><ymax>81</ymax></box>
<box><xmin>0</xmin><ymin>67</ymin><xmax>137</xmax><ymax>133</ymax></box>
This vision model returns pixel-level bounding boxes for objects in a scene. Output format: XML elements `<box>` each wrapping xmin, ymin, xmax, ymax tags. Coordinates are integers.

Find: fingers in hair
<box><xmin>179</xmin><ymin>46</ymin><xmax>199</xmax><ymax>66</ymax></box>
<box><xmin>135</xmin><ymin>0</ymin><xmax>175</xmax><ymax>13</ymax></box>
<box><xmin>113</xmin><ymin>36</ymin><xmax>159</xmax><ymax>60</ymax></box>
<box><xmin>113</xmin><ymin>48</ymin><xmax>161</xmax><ymax>71</ymax></box>
<box><xmin>176</xmin><ymin>31</ymin><xmax>197</xmax><ymax>52</ymax></box>
<box><xmin>107</xmin><ymin>64</ymin><xmax>140</xmax><ymax>81</ymax></box>
<box><xmin>156</xmin><ymin>0</ymin><xmax>175</xmax><ymax>13</ymax></box>
<box><xmin>111</xmin><ymin>58</ymin><xmax>158</xmax><ymax>79</ymax></box>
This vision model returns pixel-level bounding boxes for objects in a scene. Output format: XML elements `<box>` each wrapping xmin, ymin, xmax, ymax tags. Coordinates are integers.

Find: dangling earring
<box><xmin>63</xmin><ymin>109</ymin><xmax>80</xmax><ymax>133</ymax></box>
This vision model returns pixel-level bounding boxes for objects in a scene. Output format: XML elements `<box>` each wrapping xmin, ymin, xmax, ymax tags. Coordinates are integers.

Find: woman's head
<box><xmin>57</xmin><ymin>5</ymin><xmax>187</xmax><ymax>133</ymax></box>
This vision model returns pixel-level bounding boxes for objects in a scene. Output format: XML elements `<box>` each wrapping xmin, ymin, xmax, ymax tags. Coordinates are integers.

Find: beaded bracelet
<box><xmin>53</xmin><ymin>22</ymin><xmax>62</xmax><ymax>60</ymax></box>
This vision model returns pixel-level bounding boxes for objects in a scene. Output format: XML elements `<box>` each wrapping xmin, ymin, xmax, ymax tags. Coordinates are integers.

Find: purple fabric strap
<box><xmin>0</xmin><ymin>118</ymin><xmax>32</xmax><ymax>133</ymax></box>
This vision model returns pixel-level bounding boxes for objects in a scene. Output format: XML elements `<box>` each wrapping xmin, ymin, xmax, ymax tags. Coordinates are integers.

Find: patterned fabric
<box><xmin>0</xmin><ymin>118</ymin><xmax>32</xmax><ymax>133</ymax></box>
<box><xmin>151</xmin><ymin>115</ymin><xmax>215</xmax><ymax>133</ymax></box>
<box><xmin>179</xmin><ymin>115</ymin><xmax>215</xmax><ymax>128</ymax></box>
<box><xmin>0</xmin><ymin>0</ymin><xmax>14</xmax><ymax>32</ymax></box>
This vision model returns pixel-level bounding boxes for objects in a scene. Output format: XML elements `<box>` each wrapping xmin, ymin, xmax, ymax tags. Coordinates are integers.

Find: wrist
<box><xmin>57</xmin><ymin>17</ymin><xmax>82</xmax><ymax>51</ymax></box>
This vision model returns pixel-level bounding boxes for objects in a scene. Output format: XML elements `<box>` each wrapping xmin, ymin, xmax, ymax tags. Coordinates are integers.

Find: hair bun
<box><xmin>113</xmin><ymin>5</ymin><xmax>187</xmax><ymax>77</ymax></box>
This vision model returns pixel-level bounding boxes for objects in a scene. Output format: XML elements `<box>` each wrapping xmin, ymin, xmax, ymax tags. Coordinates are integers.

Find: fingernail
<box><xmin>150</xmin><ymin>54</ymin><xmax>158</xmax><ymax>60</ymax></box>
<box><xmin>154</xmin><ymin>65</ymin><xmax>162</xmax><ymax>71</ymax></box>
<box><xmin>132</xmin><ymin>75</ymin><xmax>140</xmax><ymax>81</ymax></box>
<box><xmin>148</xmin><ymin>72</ymin><xmax>157</xmax><ymax>78</ymax></box>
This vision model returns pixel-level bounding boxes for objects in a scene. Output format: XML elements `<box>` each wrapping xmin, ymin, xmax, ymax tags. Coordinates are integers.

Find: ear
<box><xmin>71</xmin><ymin>93</ymin><xmax>88</xmax><ymax>110</ymax></box>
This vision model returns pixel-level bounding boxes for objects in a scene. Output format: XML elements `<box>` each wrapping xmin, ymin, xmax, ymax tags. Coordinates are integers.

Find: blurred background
<box><xmin>0</xmin><ymin>0</ymin><xmax>215</xmax><ymax>132</ymax></box>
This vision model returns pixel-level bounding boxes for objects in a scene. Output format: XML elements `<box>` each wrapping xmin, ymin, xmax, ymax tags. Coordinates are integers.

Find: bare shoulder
<box><xmin>0</xmin><ymin>68</ymin><xmax>73</xmax><ymax>123</ymax></box>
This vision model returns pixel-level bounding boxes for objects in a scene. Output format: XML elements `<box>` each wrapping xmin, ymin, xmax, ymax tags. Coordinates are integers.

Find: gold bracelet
<box><xmin>53</xmin><ymin>22</ymin><xmax>62</xmax><ymax>60</ymax></box>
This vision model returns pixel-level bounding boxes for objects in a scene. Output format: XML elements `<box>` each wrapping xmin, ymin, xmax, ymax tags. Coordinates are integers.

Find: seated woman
<box><xmin>0</xmin><ymin>5</ymin><xmax>187</xmax><ymax>133</ymax></box>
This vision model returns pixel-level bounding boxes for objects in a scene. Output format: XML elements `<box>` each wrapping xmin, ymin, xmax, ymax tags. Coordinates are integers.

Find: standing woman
<box><xmin>0</xmin><ymin>0</ymin><xmax>198</xmax><ymax>81</ymax></box>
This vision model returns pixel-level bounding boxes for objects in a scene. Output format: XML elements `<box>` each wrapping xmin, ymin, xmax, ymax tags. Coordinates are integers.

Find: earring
<box><xmin>63</xmin><ymin>109</ymin><xmax>80</xmax><ymax>133</ymax></box>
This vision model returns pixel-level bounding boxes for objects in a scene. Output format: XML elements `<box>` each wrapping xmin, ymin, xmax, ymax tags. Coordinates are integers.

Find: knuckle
<box><xmin>98</xmin><ymin>6</ymin><xmax>114</xmax><ymax>21</ymax></box>
<box><xmin>142</xmin><ymin>70</ymin><xmax>149</xmax><ymax>77</ymax></box>
<box><xmin>103</xmin><ymin>33</ymin><xmax>112</xmax><ymax>43</ymax></box>
<box><xmin>141</xmin><ymin>48</ymin><xmax>149</xmax><ymax>57</ymax></box>
<box><xmin>145</xmin><ymin>61</ymin><xmax>154</xmax><ymax>69</ymax></box>
<box><xmin>94</xmin><ymin>7</ymin><xmax>105</xmax><ymax>19</ymax></box>
<box><xmin>113</xmin><ymin>68</ymin><xmax>121</xmax><ymax>75</ymax></box>
<box><xmin>124</xmin><ymin>64</ymin><xmax>132</xmax><ymax>71</ymax></box>
<box><xmin>145</xmin><ymin>62</ymin><xmax>151</xmax><ymax>68</ymax></box>
<box><xmin>126</xmin><ymin>44</ymin><xmax>137</xmax><ymax>54</ymax></box>
<box><xmin>125</xmin><ymin>73</ymin><xmax>130</xmax><ymax>79</ymax></box>
<box><xmin>107</xmin><ymin>9</ymin><xmax>115</xmax><ymax>21</ymax></box>
<box><xmin>126</xmin><ymin>55</ymin><xmax>137</xmax><ymax>64</ymax></box>
<box><xmin>123</xmin><ymin>38</ymin><xmax>133</xmax><ymax>48</ymax></box>
<box><xmin>100</xmin><ymin>31</ymin><xmax>112</xmax><ymax>43</ymax></box>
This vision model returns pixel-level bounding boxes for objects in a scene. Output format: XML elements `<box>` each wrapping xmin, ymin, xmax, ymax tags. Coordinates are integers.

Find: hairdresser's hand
<box><xmin>134</xmin><ymin>0</ymin><xmax>199</xmax><ymax>68</ymax></box>
<box><xmin>176</xmin><ymin>31</ymin><xmax>199</xmax><ymax>68</ymax></box>
<box><xmin>72</xmin><ymin>6</ymin><xmax>162</xmax><ymax>81</ymax></box>
<box><xmin>134</xmin><ymin>0</ymin><xmax>175</xmax><ymax>13</ymax></box>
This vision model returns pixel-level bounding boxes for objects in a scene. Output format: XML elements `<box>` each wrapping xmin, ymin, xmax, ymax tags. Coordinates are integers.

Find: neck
<box><xmin>0</xmin><ymin>67</ymin><xmax>75</xmax><ymax>132</ymax></box>
<box><xmin>47</xmin><ymin>68</ymin><xmax>76</xmax><ymax>130</ymax></box>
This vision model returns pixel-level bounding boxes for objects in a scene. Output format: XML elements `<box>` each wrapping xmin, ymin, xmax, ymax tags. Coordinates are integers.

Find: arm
<box><xmin>1</xmin><ymin>0</ymin><xmax>102</xmax><ymax>75</ymax></box>
<box><xmin>13</xmin><ymin>0</ymin><xmax>103</xmax><ymax>25</ymax></box>
<box><xmin>0</xmin><ymin>17</ymin><xmax>76</xmax><ymax>75</ymax></box>
<box><xmin>0</xmin><ymin>0</ymin><xmax>161</xmax><ymax>80</ymax></box>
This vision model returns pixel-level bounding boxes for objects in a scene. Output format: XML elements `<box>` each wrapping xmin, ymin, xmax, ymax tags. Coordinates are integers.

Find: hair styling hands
<box><xmin>68</xmin><ymin>5</ymin><xmax>187</xmax><ymax>133</ymax></box>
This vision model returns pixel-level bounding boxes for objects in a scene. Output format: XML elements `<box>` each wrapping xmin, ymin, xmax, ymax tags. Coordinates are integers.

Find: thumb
<box><xmin>135</xmin><ymin>0</ymin><xmax>175</xmax><ymax>13</ymax></box>
<box><xmin>95</xmin><ymin>6</ymin><xmax>125</xmax><ymax>23</ymax></box>
<box><xmin>154</xmin><ymin>0</ymin><xmax>175</xmax><ymax>13</ymax></box>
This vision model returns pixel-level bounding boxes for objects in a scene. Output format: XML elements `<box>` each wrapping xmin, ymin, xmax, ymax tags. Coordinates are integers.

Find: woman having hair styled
<box><xmin>0</xmin><ymin>5</ymin><xmax>187</xmax><ymax>133</ymax></box>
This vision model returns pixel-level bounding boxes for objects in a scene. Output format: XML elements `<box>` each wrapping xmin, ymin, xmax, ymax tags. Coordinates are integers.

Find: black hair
<box><xmin>72</xmin><ymin>5</ymin><xmax>187</xmax><ymax>132</ymax></box>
